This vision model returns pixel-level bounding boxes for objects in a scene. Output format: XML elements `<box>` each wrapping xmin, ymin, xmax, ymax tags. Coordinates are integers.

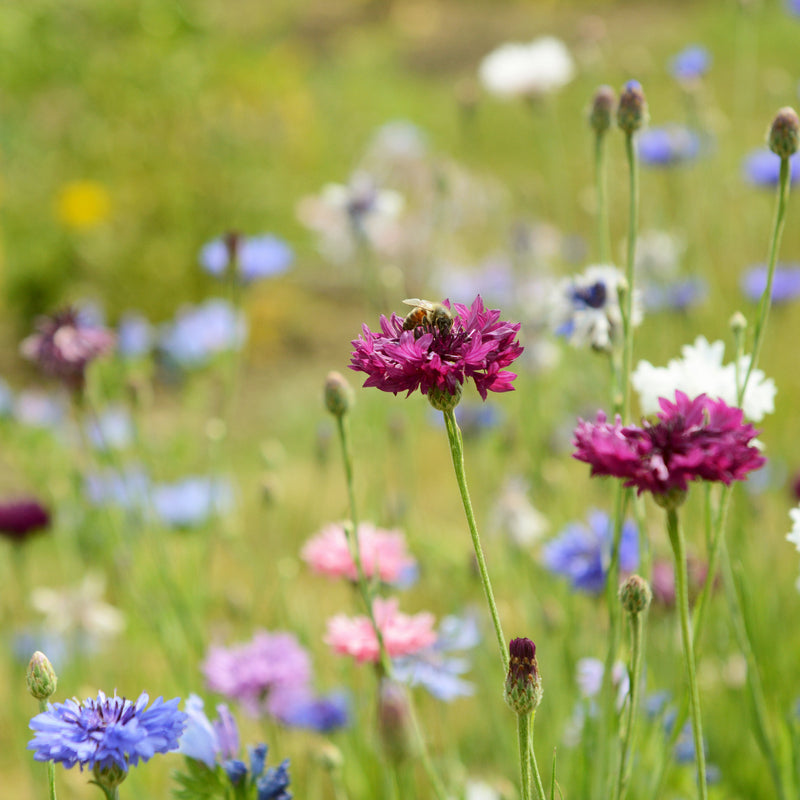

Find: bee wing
<box><xmin>402</xmin><ymin>298</ymin><xmax>436</xmax><ymax>310</ymax></box>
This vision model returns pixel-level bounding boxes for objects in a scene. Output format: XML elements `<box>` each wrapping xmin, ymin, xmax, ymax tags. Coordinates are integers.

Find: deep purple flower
<box><xmin>178</xmin><ymin>694</ymin><xmax>240</xmax><ymax>769</ymax></box>
<box><xmin>200</xmin><ymin>233</ymin><xmax>294</xmax><ymax>284</ymax></box>
<box><xmin>543</xmin><ymin>510</ymin><xmax>638</xmax><ymax>593</ymax></box>
<box><xmin>20</xmin><ymin>308</ymin><xmax>115</xmax><ymax>391</ymax></box>
<box><xmin>742</xmin><ymin>149</ymin><xmax>800</xmax><ymax>187</ymax></box>
<box><xmin>28</xmin><ymin>691</ymin><xmax>187</xmax><ymax>773</ymax></box>
<box><xmin>637</xmin><ymin>126</ymin><xmax>701</xmax><ymax>167</ymax></box>
<box><xmin>349</xmin><ymin>296</ymin><xmax>523</xmax><ymax>401</ymax></box>
<box><xmin>203</xmin><ymin>631</ymin><xmax>311</xmax><ymax>717</ymax></box>
<box><xmin>669</xmin><ymin>46</ymin><xmax>711</xmax><ymax>81</ymax></box>
<box><xmin>573</xmin><ymin>391</ymin><xmax>765</xmax><ymax>499</ymax></box>
<box><xmin>0</xmin><ymin>498</ymin><xmax>50</xmax><ymax>543</ymax></box>
<box><xmin>741</xmin><ymin>264</ymin><xmax>800</xmax><ymax>304</ymax></box>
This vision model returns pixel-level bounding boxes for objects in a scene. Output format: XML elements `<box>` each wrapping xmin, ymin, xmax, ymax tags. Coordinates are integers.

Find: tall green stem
<box><xmin>38</xmin><ymin>699</ymin><xmax>57</xmax><ymax>800</ymax></box>
<box><xmin>666</xmin><ymin>507</ymin><xmax>707</xmax><ymax>800</ymax></box>
<box><xmin>530</xmin><ymin>712</ymin><xmax>548</xmax><ymax>800</ymax></box>
<box><xmin>620</xmin><ymin>132</ymin><xmax>639</xmax><ymax>423</ymax></box>
<box><xmin>517</xmin><ymin>714</ymin><xmax>533</xmax><ymax>800</ymax></box>
<box><xmin>594</xmin><ymin>132</ymin><xmax>611</xmax><ymax>263</ymax></box>
<box><xmin>442</xmin><ymin>408</ymin><xmax>507</xmax><ymax>671</ymax></box>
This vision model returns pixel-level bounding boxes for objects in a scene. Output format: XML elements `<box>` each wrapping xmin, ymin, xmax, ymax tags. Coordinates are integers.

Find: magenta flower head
<box><xmin>573</xmin><ymin>391</ymin><xmax>765</xmax><ymax>507</ymax></box>
<box><xmin>20</xmin><ymin>308</ymin><xmax>115</xmax><ymax>392</ymax></box>
<box><xmin>0</xmin><ymin>498</ymin><xmax>51</xmax><ymax>543</ymax></box>
<box><xmin>349</xmin><ymin>296</ymin><xmax>523</xmax><ymax>410</ymax></box>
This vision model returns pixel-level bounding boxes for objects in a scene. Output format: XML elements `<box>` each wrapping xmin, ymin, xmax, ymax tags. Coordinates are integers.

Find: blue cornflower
<box><xmin>270</xmin><ymin>689</ymin><xmax>350</xmax><ymax>733</ymax></box>
<box><xmin>0</xmin><ymin>377</ymin><xmax>13</xmax><ymax>417</ymax></box>
<box><xmin>543</xmin><ymin>510</ymin><xmax>639</xmax><ymax>593</ymax></box>
<box><xmin>84</xmin><ymin>407</ymin><xmax>134</xmax><ymax>452</ymax></box>
<box><xmin>84</xmin><ymin>466</ymin><xmax>150</xmax><ymax>511</ymax></box>
<box><xmin>179</xmin><ymin>694</ymin><xmax>239</xmax><ymax>769</ymax></box>
<box><xmin>222</xmin><ymin>745</ymin><xmax>292</xmax><ymax>800</ymax></box>
<box><xmin>741</xmin><ymin>263</ymin><xmax>800</xmax><ymax>304</ymax></box>
<box><xmin>637</xmin><ymin>126</ymin><xmax>701</xmax><ymax>167</ymax></box>
<box><xmin>151</xmin><ymin>476</ymin><xmax>233</xmax><ymax>528</ymax></box>
<box><xmin>28</xmin><ymin>691</ymin><xmax>187</xmax><ymax>774</ymax></box>
<box><xmin>669</xmin><ymin>45</ymin><xmax>711</xmax><ymax>81</ymax></box>
<box><xmin>742</xmin><ymin>149</ymin><xmax>800</xmax><ymax>187</ymax></box>
<box><xmin>117</xmin><ymin>313</ymin><xmax>154</xmax><ymax>359</ymax></box>
<box><xmin>393</xmin><ymin>614</ymin><xmax>480</xmax><ymax>701</ymax></box>
<box><xmin>14</xmin><ymin>390</ymin><xmax>66</xmax><ymax>429</ymax></box>
<box><xmin>641</xmin><ymin>277</ymin><xmax>708</xmax><ymax>311</ymax></box>
<box><xmin>787</xmin><ymin>0</ymin><xmax>800</xmax><ymax>17</ymax></box>
<box><xmin>159</xmin><ymin>299</ymin><xmax>247</xmax><ymax>369</ymax></box>
<box><xmin>200</xmin><ymin>233</ymin><xmax>294</xmax><ymax>284</ymax></box>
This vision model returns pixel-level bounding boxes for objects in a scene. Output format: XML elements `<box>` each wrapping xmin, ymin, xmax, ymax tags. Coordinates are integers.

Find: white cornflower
<box><xmin>788</xmin><ymin>507</ymin><xmax>800</xmax><ymax>591</ymax></box>
<box><xmin>479</xmin><ymin>36</ymin><xmax>575</xmax><ymax>99</ymax></box>
<box><xmin>632</xmin><ymin>336</ymin><xmax>776</xmax><ymax>422</ymax></box>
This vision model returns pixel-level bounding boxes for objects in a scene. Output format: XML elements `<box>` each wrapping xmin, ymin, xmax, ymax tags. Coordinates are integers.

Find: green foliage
<box><xmin>172</xmin><ymin>760</ymin><xmax>229</xmax><ymax>800</ymax></box>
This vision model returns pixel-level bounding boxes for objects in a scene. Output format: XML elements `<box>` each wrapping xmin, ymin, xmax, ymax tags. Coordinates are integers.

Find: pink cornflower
<box><xmin>325</xmin><ymin>598</ymin><xmax>436</xmax><ymax>663</ymax></box>
<box><xmin>573</xmin><ymin>391</ymin><xmax>765</xmax><ymax>500</ymax></box>
<box><xmin>301</xmin><ymin>522</ymin><xmax>417</xmax><ymax>586</ymax></box>
<box><xmin>20</xmin><ymin>308</ymin><xmax>115</xmax><ymax>391</ymax></box>
<box><xmin>202</xmin><ymin>631</ymin><xmax>311</xmax><ymax>716</ymax></box>
<box><xmin>349</xmin><ymin>296</ymin><xmax>523</xmax><ymax>401</ymax></box>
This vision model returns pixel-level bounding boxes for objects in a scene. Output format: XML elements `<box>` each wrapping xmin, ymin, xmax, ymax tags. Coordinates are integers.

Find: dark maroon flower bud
<box><xmin>504</xmin><ymin>637</ymin><xmax>543</xmax><ymax>715</ymax></box>
<box><xmin>617</xmin><ymin>80</ymin><xmax>648</xmax><ymax>135</ymax></box>
<box><xmin>0</xmin><ymin>498</ymin><xmax>51</xmax><ymax>543</ymax></box>
<box><xmin>589</xmin><ymin>85</ymin><xmax>616</xmax><ymax>135</ymax></box>
<box><xmin>768</xmin><ymin>107</ymin><xmax>800</xmax><ymax>159</ymax></box>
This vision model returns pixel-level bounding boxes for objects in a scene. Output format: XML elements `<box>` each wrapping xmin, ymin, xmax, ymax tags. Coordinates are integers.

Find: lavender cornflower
<box><xmin>669</xmin><ymin>45</ymin><xmax>711</xmax><ymax>82</ymax></box>
<box><xmin>14</xmin><ymin>390</ymin><xmax>66</xmax><ymax>429</ymax></box>
<box><xmin>116</xmin><ymin>313</ymin><xmax>154</xmax><ymax>359</ymax></box>
<box><xmin>741</xmin><ymin>263</ymin><xmax>800</xmax><ymax>304</ymax></box>
<box><xmin>178</xmin><ymin>694</ymin><xmax>240</xmax><ymax>769</ymax></box>
<box><xmin>543</xmin><ymin>510</ymin><xmax>638</xmax><ymax>593</ymax></box>
<box><xmin>0</xmin><ymin>498</ymin><xmax>51</xmax><ymax>543</ymax></box>
<box><xmin>151</xmin><ymin>476</ymin><xmax>233</xmax><ymax>528</ymax></box>
<box><xmin>28</xmin><ymin>691</ymin><xmax>186</xmax><ymax>784</ymax></box>
<box><xmin>84</xmin><ymin>407</ymin><xmax>133</xmax><ymax>452</ymax></box>
<box><xmin>84</xmin><ymin>466</ymin><xmax>150</xmax><ymax>511</ymax></box>
<box><xmin>20</xmin><ymin>308</ymin><xmax>115</xmax><ymax>392</ymax></box>
<box><xmin>0</xmin><ymin>377</ymin><xmax>13</xmax><ymax>416</ymax></box>
<box><xmin>640</xmin><ymin>277</ymin><xmax>707</xmax><ymax>311</ymax></box>
<box><xmin>742</xmin><ymin>149</ymin><xmax>800</xmax><ymax>187</ymax></box>
<box><xmin>637</xmin><ymin>126</ymin><xmax>700</xmax><ymax>167</ymax></box>
<box><xmin>200</xmin><ymin>233</ymin><xmax>294</xmax><ymax>284</ymax></box>
<box><xmin>267</xmin><ymin>688</ymin><xmax>350</xmax><ymax>733</ymax></box>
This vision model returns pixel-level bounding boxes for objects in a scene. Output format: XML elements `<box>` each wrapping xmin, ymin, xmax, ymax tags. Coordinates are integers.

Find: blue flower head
<box><xmin>743</xmin><ymin>149</ymin><xmax>800</xmax><ymax>187</ymax></box>
<box><xmin>117</xmin><ymin>313</ymin><xmax>154</xmax><ymax>360</ymax></box>
<box><xmin>741</xmin><ymin>264</ymin><xmax>800</xmax><ymax>304</ymax></box>
<box><xmin>641</xmin><ymin>277</ymin><xmax>707</xmax><ymax>312</ymax></box>
<box><xmin>200</xmin><ymin>233</ymin><xmax>293</xmax><ymax>284</ymax></box>
<box><xmin>669</xmin><ymin>45</ymin><xmax>711</xmax><ymax>81</ymax></box>
<box><xmin>179</xmin><ymin>694</ymin><xmax>239</xmax><ymax>769</ymax></box>
<box><xmin>28</xmin><ymin>691</ymin><xmax>187</xmax><ymax>774</ymax></box>
<box><xmin>543</xmin><ymin>510</ymin><xmax>639</xmax><ymax>593</ymax></box>
<box><xmin>637</xmin><ymin>126</ymin><xmax>701</xmax><ymax>167</ymax></box>
<box><xmin>271</xmin><ymin>690</ymin><xmax>350</xmax><ymax>733</ymax></box>
<box><xmin>151</xmin><ymin>476</ymin><xmax>234</xmax><ymax>528</ymax></box>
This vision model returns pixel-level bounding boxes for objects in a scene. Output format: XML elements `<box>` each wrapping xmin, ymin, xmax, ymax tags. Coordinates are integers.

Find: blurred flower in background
<box><xmin>637</xmin><ymin>125</ymin><xmax>701</xmax><ymax>167</ymax></box>
<box><xmin>669</xmin><ymin>45</ymin><xmax>711</xmax><ymax>83</ymax></box>
<box><xmin>786</xmin><ymin>506</ymin><xmax>800</xmax><ymax>591</ymax></box>
<box><xmin>179</xmin><ymin>694</ymin><xmax>239</xmax><ymax>768</ymax></box>
<box><xmin>84</xmin><ymin>406</ymin><xmax>134</xmax><ymax>452</ymax></box>
<box><xmin>13</xmin><ymin>390</ymin><xmax>66</xmax><ymax>429</ymax></box>
<box><xmin>267</xmin><ymin>688</ymin><xmax>350</xmax><ymax>733</ymax></box>
<box><xmin>117</xmin><ymin>312</ymin><xmax>155</xmax><ymax>360</ymax></box>
<box><xmin>490</xmin><ymin>476</ymin><xmax>549</xmax><ymax>548</ymax></box>
<box><xmin>479</xmin><ymin>36</ymin><xmax>576</xmax><ymax>99</ymax></box>
<box><xmin>741</xmin><ymin>263</ymin><xmax>800</xmax><ymax>304</ymax></box>
<box><xmin>151</xmin><ymin>476</ymin><xmax>234</xmax><ymax>529</ymax></box>
<box><xmin>0</xmin><ymin>498</ymin><xmax>51</xmax><ymax>543</ymax></box>
<box><xmin>742</xmin><ymin>149</ymin><xmax>800</xmax><ymax>187</ymax></box>
<box><xmin>84</xmin><ymin>465</ymin><xmax>150</xmax><ymax>510</ymax></box>
<box><xmin>54</xmin><ymin>180</ymin><xmax>111</xmax><ymax>230</ymax></box>
<box><xmin>199</xmin><ymin>233</ymin><xmax>294</xmax><ymax>284</ymax></box>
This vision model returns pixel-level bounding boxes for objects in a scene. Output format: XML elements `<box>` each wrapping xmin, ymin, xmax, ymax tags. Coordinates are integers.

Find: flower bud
<box><xmin>589</xmin><ymin>85</ymin><xmax>616</xmax><ymax>136</ymax></box>
<box><xmin>93</xmin><ymin>763</ymin><xmax>128</xmax><ymax>791</ymax></box>
<box><xmin>427</xmin><ymin>384</ymin><xmax>462</xmax><ymax>412</ymax></box>
<box><xmin>26</xmin><ymin>651</ymin><xmax>57</xmax><ymax>701</ymax></box>
<box><xmin>504</xmin><ymin>637</ymin><xmax>543</xmax><ymax>716</ymax></box>
<box><xmin>619</xmin><ymin>574</ymin><xmax>652</xmax><ymax>616</ymax></box>
<box><xmin>377</xmin><ymin>680</ymin><xmax>415</xmax><ymax>763</ymax></box>
<box><xmin>617</xmin><ymin>80</ymin><xmax>648</xmax><ymax>135</ymax></box>
<box><xmin>768</xmin><ymin>107</ymin><xmax>800</xmax><ymax>159</ymax></box>
<box><xmin>324</xmin><ymin>371</ymin><xmax>354</xmax><ymax>417</ymax></box>
<box><xmin>729</xmin><ymin>311</ymin><xmax>747</xmax><ymax>336</ymax></box>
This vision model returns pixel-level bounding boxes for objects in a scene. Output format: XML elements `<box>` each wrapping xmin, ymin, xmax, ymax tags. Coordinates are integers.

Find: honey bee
<box><xmin>401</xmin><ymin>298</ymin><xmax>454</xmax><ymax>337</ymax></box>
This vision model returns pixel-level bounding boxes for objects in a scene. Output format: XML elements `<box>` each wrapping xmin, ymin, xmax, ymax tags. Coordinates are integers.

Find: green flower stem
<box><xmin>666</xmin><ymin>507</ymin><xmax>707</xmax><ymax>800</ymax></box>
<box><xmin>335</xmin><ymin>414</ymin><xmax>448</xmax><ymax>800</ymax></box>
<box><xmin>517</xmin><ymin>714</ymin><xmax>533</xmax><ymax>800</ymax></box>
<box><xmin>613</xmin><ymin>610</ymin><xmax>646</xmax><ymax>800</ymax></box>
<box><xmin>620</xmin><ymin>131</ymin><xmax>640</xmax><ymax>424</ymax></box>
<box><xmin>742</xmin><ymin>154</ymin><xmax>792</xmax><ymax>396</ymax></box>
<box><xmin>594</xmin><ymin>131</ymin><xmax>611</xmax><ymax>263</ymax></box>
<box><xmin>529</xmin><ymin>712</ymin><xmax>548</xmax><ymax>800</ymax></box>
<box><xmin>443</xmin><ymin>408</ymin><xmax>508</xmax><ymax>672</ymax></box>
<box><xmin>38</xmin><ymin>700</ymin><xmax>57</xmax><ymax>800</ymax></box>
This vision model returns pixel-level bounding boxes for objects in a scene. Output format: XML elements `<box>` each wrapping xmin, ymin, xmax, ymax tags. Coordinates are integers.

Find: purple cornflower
<box><xmin>787</xmin><ymin>0</ymin><xmax>800</xmax><ymax>16</ymax></box>
<box><xmin>28</xmin><ymin>691</ymin><xmax>187</xmax><ymax>775</ymax></box>
<box><xmin>200</xmin><ymin>233</ymin><xmax>294</xmax><ymax>284</ymax></box>
<box><xmin>669</xmin><ymin>46</ymin><xmax>711</xmax><ymax>81</ymax></box>
<box><xmin>20</xmin><ymin>308</ymin><xmax>115</xmax><ymax>391</ymax></box>
<box><xmin>543</xmin><ymin>510</ymin><xmax>639</xmax><ymax>593</ymax></box>
<box><xmin>178</xmin><ymin>695</ymin><xmax>239</xmax><ymax>769</ymax></box>
<box><xmin>393</xmin><ymin>613</ymin><xmax>481</xmax><ymax>701</ymax></box>
<box><xmin>573</xmin><ymin>391</ymin><xmax>765</xmax><ymax>501</ymax></box>
<box><xmin>637</xmin><ymin>126</ymin><xmax>700</xmax><ymax>167</ymax></box>
<box><xmin>0</xmin><ymin>498</ymin><xmax>51</xmax><ymax>543</ymax></box>
<box><xmin>203</xmin><ymin>631</ymin><xmax>311</xmax><ymax>717</ymax></box>
<box><xmin>267</xmin><ymin>688</ymin><xmax>350</xmax><ymax>733</ymax></box>
<box><xmin>741</xmin><ymin>264</ymin><xmax>800</xmax><ymax>304</ymax></box>
<box><xmin>742</xmin><ymin>149</ymin><xmax>800</xmax><ymax>187</ymax></box>
<box><xmin>349</xmin><ymin>296</ymin><xmax>523</xmax><ymax>401</ymax></box>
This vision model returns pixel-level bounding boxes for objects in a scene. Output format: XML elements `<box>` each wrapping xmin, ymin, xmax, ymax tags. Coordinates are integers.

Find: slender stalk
<box><xmin>614</xmin><ymin>611</ymin><xmax>645</xmax><ymax>800</ymax></box>
<box><xmin>595</xmin><ymin>131</ymin><xmax>611</xmax><ymax>263</ymax></box>
<box><xmin>530</xmin><ymin>712</ymin><xmax>548</xmax><ymax>800</ymax></box>
<box><xmin>742</xmin><ymin>156</ymin><xmax>791</xmax><ymax>395</ymax></box>
<box><xmin>620</xmin><ymin>132</ymin><xmax>640</xmax><ymax>423</ymax></box>
<box><xmin>38</xmin><ymin>700</ymin><xmax>57</xmax><ymax>800</ymax></box>
<box><xmin>517</xmin><ymin>714</ymin><xmax>533</xmax><ymax>800</ymax></box>
<box><xmin>666</xmin><ymin>507</ymin><xmax>707</xmax><ymax>800</ymax></box>
<box><xmin>442</xmin><ymin>408</ymin><xmax>507</xmax><ymax>671</ymax></box>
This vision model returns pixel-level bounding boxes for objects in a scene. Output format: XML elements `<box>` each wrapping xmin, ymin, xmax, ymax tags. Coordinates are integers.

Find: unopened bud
<box><xmin>427</xmin><ymin>384</ymin><xmax>462</xmax><ymax>412</ymax></box>
<box><xmin>619</xmin><ymin>575</ymin><xmax>652</xmax><ymax>616</ymax></box>
<box><xmin>730</xmin><ymin>311</ymin><xmax>747</xmax><ymax>336</ymax></box>
<box><xmin>377</xmin><ymin>680</ymin><xmax>415</xmax><ymax>763</ymax></box>
<box><xmin>504</xmin><ymin>637</ymin><xmax>543</xmax><ymax>716</ymax></box>
<box><xmin>324</xmin><ymin>371</ymin><xmax>354</xmax><ymax>417</ymax></box>
<box><xmin>26</xmin><ymin>651</ymin><xmax>57</xmax><ymax>701</ymax></box>
<box><xmin>589</xmin><ymin>85</ymin><xmax>616</xmax><ymax>136</ymax></box>
<box><xmin>768</xmin><ymin>107</ymin><xmax>800</xmax><ymax>159</ymax></box>
<box><xmin>617</xmin><ymin>80</ymin><xmax>648</xmax><ymax>135</ymax></box>
<box><xmin>316</xmin><ymin>743</ymin><xmax>344</xmax><ymax>772</ymax></box>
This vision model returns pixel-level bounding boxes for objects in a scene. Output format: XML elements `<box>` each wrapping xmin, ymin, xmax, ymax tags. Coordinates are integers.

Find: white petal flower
<box><xmin>632</xmin><ymin>336</ymin><xmax>776</xmax><ymax>421</ymax></box>
<box><xmin>479</xmin><ymin>37</ymin><xmax>575</xmax><ymax>99</ymax></box>
<box><xmin>787</xmin><ymin>507</ymin><xmax>800</xmax><ymax>552</ymax></box>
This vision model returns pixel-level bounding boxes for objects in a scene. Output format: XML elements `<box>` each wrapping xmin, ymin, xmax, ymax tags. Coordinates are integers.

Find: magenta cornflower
<box><xmin>325</xmin><ymin>598</ymin><xmax>436</xmax><ymax>663</ymax></box>
<box><xmin>573</xmin><ymin>391</ymin><xmax>765</xmax><ymax>500</ymax></box>
<box><xmin>301</xmin><ymin>522</ymin><xmax>416</xmax><ymax>586</ymax></box>
<box><xmin>349</xmin><ymin>296</ymin><xmax>523</xmax><ymax>401</ymax></box>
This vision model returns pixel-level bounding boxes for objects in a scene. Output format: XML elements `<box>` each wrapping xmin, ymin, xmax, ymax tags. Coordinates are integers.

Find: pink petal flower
<box><xmin>325</xmin><ymin>598</ymin><xmax>436</xmax><ymax>663</ymax></box>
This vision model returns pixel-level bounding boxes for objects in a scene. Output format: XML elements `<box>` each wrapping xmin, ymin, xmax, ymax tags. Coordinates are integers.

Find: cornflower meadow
<box><xmin>6</xmin><ymin>2</ymin><xmax>800</xmax><ymax>799</ymax></box>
